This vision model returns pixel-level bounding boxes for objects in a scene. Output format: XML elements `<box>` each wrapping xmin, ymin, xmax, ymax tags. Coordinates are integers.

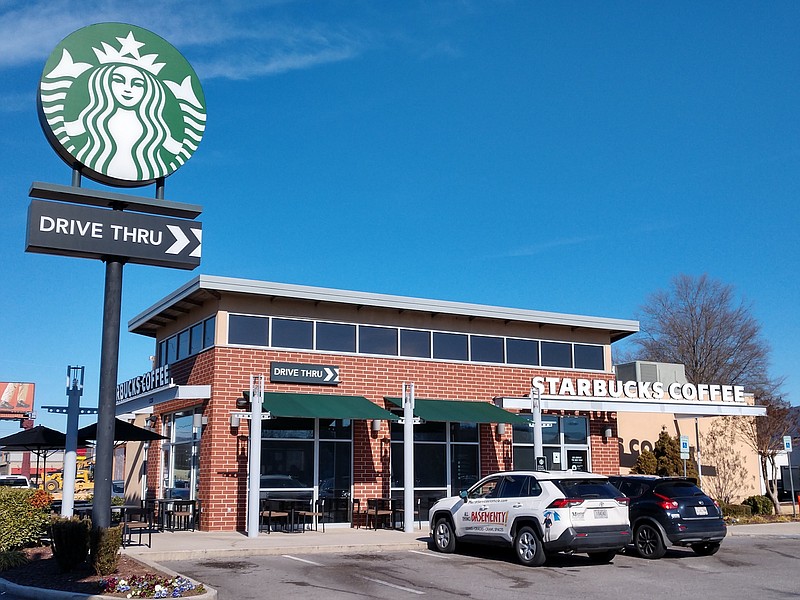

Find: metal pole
<box><xmin>788</xmin><ymin>445</ymin><xmax>796</xmax><ymax>518</ymax></box>
<box><xmin>92</xmin><ymin>259</ymin><xmax>123</xmax><ymax>529</ymax></box>
<box><xmin>695</xmin><ymin>418</ymin><xmax>702</xmax><ymax>489</ymax></box>
<box><xmin>530</xmin><ymin>383</ymin><xmax>543</xmax><ymax>469</ymax></box>
<box><xmin>61</xmin><ymin>366</ymin><xmax>84</xmax><ymax>517</ymax></box>
<box><xmin>247</xmin><ymin>375</ymin><xmax>263</xmax><ymax>538</ymax></box>
<box><xmin>403</xmin><ymin>383</ymin><xmax>415</xmax><ymax>533</ymax></box>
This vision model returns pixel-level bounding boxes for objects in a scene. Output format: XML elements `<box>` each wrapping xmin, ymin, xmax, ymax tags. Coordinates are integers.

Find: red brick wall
<box><xmin>153</xmin><ymin>346</ymin><xmax>619</xmax><ymax>530</ymax></box>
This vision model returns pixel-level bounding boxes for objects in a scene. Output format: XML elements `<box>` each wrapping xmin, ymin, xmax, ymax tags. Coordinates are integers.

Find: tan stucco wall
<box><xmin>618</xmin><ymin>412</ymin><xmax>761</xmax><ymax>503</ymax></box>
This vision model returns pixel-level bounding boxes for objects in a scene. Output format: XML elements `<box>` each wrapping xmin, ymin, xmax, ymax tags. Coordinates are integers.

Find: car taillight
<box><xmin>548</xmin><ymin>498</ymin><xmax>584</xmax><ymax>508</ymax></box>
<box><xmin>713</xmin><ymin>499</ymin><xmax>720</xmax><ymax>508</ymax></box>
<box><xmin>616</xmin><ymin>497</ymin><xmax>630</xmax><ymax>506</ymax></box>
<box><xmin>654</xmin><ymin>492</ymin><xmax>679</xmax><ymax>510</ymax></box>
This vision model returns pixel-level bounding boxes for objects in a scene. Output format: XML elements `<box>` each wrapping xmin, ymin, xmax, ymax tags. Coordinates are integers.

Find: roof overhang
<box><xmin>115</xmin><ymin>384</ymin><xmax>211</xmax><ymax>415</ymax></box>
<box><xmin>495</xmin><ymin>396</ymin><xmax>767</xmax><ymax>418</ymax></box>
<box><xmin>128</xmin><ymin>274</ymin><xmax>639</xmax><ymax>341</ymax></box>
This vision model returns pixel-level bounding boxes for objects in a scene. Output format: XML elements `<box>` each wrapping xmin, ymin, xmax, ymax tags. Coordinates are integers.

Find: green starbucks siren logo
<box><xmin>38</xmin><ymin>23</ymin><xmax>206</xmax><ymax>187</ymax></box>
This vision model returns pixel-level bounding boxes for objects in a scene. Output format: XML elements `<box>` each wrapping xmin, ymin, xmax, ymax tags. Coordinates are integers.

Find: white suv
<box><xmin>429</xmin><ymin>470</ymin><xmax>632</xmax><ymax>566</ymax></box>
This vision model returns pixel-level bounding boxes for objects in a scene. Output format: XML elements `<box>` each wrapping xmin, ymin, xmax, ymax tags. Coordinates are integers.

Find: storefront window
<box><xmin>260</xmin><ymin>417</ymin><xmax>352</xmax><ymax>524</ymax></box>
<box><xmin>162</xmin><ymin>409</ymin><xmax>201</xmax><ymax>500</ymax></box>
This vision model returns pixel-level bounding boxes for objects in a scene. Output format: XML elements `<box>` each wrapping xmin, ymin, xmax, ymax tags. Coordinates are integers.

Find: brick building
<box><xmin>118</xmin><ymin>275</ymin><xmax>762</xmax><ymax>532</ymax></box>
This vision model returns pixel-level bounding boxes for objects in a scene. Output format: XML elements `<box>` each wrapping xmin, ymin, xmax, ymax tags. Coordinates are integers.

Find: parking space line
<box><xmin>409</xmin><ymin>550</ymin><xmax>450</xmax><ymax>559</ymax></box>
<box><xmin>358</xmin><ymin>575</ymin><xmax>425</xmax><ymax>595</ymax></box>
<box><xmin>282</xmin><ymin>554</ymin><xmax>325</xmax><ymax>566</ymax></box>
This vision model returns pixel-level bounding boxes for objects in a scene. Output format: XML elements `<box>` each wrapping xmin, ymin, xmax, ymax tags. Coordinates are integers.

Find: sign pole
<box><xmin>784</xmin><ymin>436</ymin><xmax>795</xmax><ymax>518</ymax></box>
<box><xmin>403</xmin><ymin>383</ymin><xmax>415</xmax><ymax>533</ymax></box>
<box><xmin>247</xmin><ymin>375</ymin><xmax>263</xmax><ymax>538</ymax></box>
<box><xmin>92</xmin><ymin>258</ymin><xmax>123</xmax><ymax>529</ymax></box>
<box><xmin>530</xmin><ymin>383</ymin><xmax>543</xmax><ymax>470</ymax></box>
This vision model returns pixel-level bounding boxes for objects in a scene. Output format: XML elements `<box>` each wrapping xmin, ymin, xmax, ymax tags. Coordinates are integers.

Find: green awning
<box><xmin>385</xmin><ymin>397</ymin><xmax>530</xmax><ymax>424</ymax></box>
<box><xmin>263</xmin><ymin>392</ymin><xmax>399</xmax><ymax>420</ymax></box>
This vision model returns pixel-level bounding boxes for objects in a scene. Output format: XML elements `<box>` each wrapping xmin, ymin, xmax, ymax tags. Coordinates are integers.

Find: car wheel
<box><xmin>44</xmin><ymin>480</ymin><xmax>59</xmax><ymax>493</ymax></box>
<box><xmin>514</xmin><ymin>525</ymin><xmax>546</xmax><ymax>567</ymax></box>
<box><xmin>634</xmin><ymin>523</ymin><xmax>666</xmax><ymax>559</ymax></box>
<box><xmin>587</xmin><ymin>550</ymin><xmax>618</xmax><ymax>563</ymax></box>
<box><xmin>432</xmin><ymin>518</ymin><xmax>456</xmax><ymax>553</ymax></box>
<box><xmin>691</xmin><ymin>542</ymin><xmax>721</xmax><ymax>556</ymax></box>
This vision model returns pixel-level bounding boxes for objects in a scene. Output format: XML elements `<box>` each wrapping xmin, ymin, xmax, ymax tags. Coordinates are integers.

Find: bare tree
<box><xmin>736</xmin><ymin>390</ymin><xmax>794</xmax><ymax>513</ymax></box>
<box><xmin>627</xmin><ymin>274</ymin><xmax>788</xmax><ymax>510</ymax></box>
<box><xmin>631</xmin><ymin>274</ymin><xmax>772</xmax><ymax>390</ymax></box>
<box><xmin>701</xmin><ymin>416</ymin><xmax>750</xmax><ymax>504</ymax></box>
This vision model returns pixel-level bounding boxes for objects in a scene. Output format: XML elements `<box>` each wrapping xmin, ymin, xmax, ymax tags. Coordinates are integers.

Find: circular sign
<box><xmin>38</xmin><ymin>23</ymin><xmax>206</xmax><ymax>188</ymax></box>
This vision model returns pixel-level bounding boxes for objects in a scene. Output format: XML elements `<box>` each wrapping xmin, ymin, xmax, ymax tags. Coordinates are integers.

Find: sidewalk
<box><xmin>726</xmin><ymin>520</ymin><xmax>800</xmax><ymax>538</ymax></box>
<box><xmin>122</xmin><ymin>525</ymin><xmax>431</xmax><ymax>563</ymax></box>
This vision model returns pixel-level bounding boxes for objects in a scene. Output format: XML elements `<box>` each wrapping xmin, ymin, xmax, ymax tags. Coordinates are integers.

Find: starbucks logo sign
<box><xmin>38</xmin><ymin>23</ymin><xmax>206</xmax><ymax>187</ymax></box>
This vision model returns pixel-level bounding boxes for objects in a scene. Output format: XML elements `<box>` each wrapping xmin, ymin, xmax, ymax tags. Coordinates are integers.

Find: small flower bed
<box><xmin>100</xmin><ymin>574</ymin><xmax>204</xmax><ymax>598</ymax></box>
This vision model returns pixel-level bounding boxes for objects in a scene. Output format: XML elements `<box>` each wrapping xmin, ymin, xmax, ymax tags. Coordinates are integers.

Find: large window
<box><xmin>260</xmin><ymin>418</ymin><xmax>353</xmax><ymax>524</ymax></box>
<box><xmin>158</xmin><ymin>316</ymin><xmax>215</xmax><ymax>367</ymax></box>
<box><xmin>433</xmin><ymin>332</ymin><xmax>468</xmax><ymax>361</ymax></box>
<box><xmin>470</xmin><ymin>336</ymin><xmax>504</xmax><ymax>363</ymax></box>
<box><xmin>390</xmin><ymin>420</ymin><xmax>480</xmax><ymax>521</ymax></box>
<box><xmin>162</xmin><ymin>408</ymin><xmax>202</xmax><ymax>500</ymax></box>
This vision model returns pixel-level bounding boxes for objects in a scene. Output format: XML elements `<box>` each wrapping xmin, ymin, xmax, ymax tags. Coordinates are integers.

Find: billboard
<box><xmin>0</xmin><ymin>383</ymin><xmax>35</xmax><ymax>418</ymax></box>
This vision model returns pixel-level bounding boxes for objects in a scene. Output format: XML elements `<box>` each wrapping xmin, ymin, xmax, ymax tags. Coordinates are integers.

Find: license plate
<box><xmin>594</xmin><ymin>509</ymin><xmax>608</xmax><ymax>519</ymax></box>
<box><xmin>695</xmin><ymin>506</ymin><xmax>708</xmax><ymax>516</ymax></box>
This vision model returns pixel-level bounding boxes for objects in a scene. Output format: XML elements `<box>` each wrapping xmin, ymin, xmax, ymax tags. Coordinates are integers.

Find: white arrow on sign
<box><xmin>166</xmin><ymin>225</ymin><xmax>202</xmax><ymax>256</ymax></box>
<box><xmin>324</xmin><ymin>367</ymin><xmax>339</xmax><ymax>383</ymax></box>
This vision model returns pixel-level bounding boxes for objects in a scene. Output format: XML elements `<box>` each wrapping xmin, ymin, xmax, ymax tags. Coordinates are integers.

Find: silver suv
<box><xmin>429</xmin><ymin>470</ymin><xmax>632</xmax><ymax>566</ymax></box>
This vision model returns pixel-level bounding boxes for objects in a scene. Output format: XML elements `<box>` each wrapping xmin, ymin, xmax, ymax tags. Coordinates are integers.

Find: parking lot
<box><xmin>165</xmin><ymin>535</ymin><xmax>800</xmax><ymax>600</ymax></box>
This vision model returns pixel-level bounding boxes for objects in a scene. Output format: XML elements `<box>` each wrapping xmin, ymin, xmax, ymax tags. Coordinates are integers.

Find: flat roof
<box><xmin>128</xmin><ymin>274</ymin><xmax>640</xmax><ymax>341</ymax></box>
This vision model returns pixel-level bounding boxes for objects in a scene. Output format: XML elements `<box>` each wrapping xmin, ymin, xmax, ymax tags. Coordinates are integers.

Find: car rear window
<box><xmin>0</xmin><ymin>477</ymin><xmax>28</xmax><ymax>487</ymax></box>
<box><xmin>654</xmin><ymin>481</ymin><xmax>705</xmax><ymax>498</ymax></box>
<box><xmin>553</xmin><ymin>478</ymin><xmax>620</xmax><ymax>499</ymax></box>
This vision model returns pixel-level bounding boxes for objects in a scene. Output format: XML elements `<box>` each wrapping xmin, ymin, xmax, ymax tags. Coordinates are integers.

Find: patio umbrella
<box><xmin>0</xmin><ymin>425</ymin><xmax>68</xmax><ymax>488</ymax></box>
<box><xmin>77</xmin><ymin>418</ymin><xmax>166</xmax><ymax>443</ymax></box>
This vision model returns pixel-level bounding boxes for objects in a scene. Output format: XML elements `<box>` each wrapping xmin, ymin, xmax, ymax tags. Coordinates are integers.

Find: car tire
<box><xmin>432</xmin><ymin>517</ymin><xmax>456</xmax><ymax>553</ymax></box>
<box><xmin>44</xmin><ymin>480</ymin><xmax>59</xmax><ymax>493</ymax></box>
<box><xmin>514</xmin><ymin>525</ymin><xmax>546</xmax><ymax>567</ymax></box>
<box><xmin>691</xmin><ymin>542</ymin><xmax>721</xmax><ymax>556</ymax></box>
<box><xmin>634</xmin><ymin>523</ymin><xmax>666</xmax><ymax>559</ymax></box>
<box><xmin>587</xmin><ymin>550</ymin><xmax>618</xmax><ymax>563</ymax></box>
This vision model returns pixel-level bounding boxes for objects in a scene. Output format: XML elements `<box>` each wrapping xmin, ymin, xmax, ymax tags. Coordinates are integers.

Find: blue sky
<box><xmin>1</xmin><ymin>1</ymin><xmax>798</xmax><ymax>438</ymax></box>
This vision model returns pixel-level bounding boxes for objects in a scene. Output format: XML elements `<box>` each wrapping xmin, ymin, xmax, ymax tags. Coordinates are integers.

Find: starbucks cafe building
<box><xmin>117</xmin><ymin>275</ymin><xmax>765</xmax><ymax>532</ymax></box>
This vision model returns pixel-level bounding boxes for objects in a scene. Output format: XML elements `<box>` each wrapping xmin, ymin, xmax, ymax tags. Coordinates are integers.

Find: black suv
<box><xmin>608</xmin><ymin>475</ymin><xmax>726</xmax><ymax>559</ymax></box>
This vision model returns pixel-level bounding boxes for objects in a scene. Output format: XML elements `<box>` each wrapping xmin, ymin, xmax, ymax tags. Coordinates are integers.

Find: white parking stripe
<box><xmin>282</xmin><ymin>554</ymin><xmax>325</xmax><ymax>566</ymax></box>
<box><xmin>409</xmin><ymin>550</ymin><xmax>450</xmax><ymax>559</ymax></box>
<box><xmin>359</xmin><ymin>576</ymin><xmax>425</xmax><ymax>595</ymax></box>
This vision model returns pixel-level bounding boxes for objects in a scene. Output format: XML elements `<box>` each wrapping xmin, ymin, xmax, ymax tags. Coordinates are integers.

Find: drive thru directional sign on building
<box><xmin>26</xmin><ymin>199</ymin><xmax>201</xmax><ymax>269</ymax></box>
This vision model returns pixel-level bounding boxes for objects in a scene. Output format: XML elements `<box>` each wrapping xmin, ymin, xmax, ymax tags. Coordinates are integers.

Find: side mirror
<box><xmin>459</xmin><ymin>490</ymin><xmax>468</xmax><ymax>500</ymax></box>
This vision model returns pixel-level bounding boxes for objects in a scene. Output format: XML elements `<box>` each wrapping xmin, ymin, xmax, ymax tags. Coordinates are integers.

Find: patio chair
<box><xmin>259</xmin><ymin>499</ymin><xmax>289</xmax><ymax>533</ymax></box>
<box><xmin>122</xmin><ymin>506</ymin><xmax>154</xmax><ymax>548</ymax></box>
<box><xmin>296</xmin><ymin>498</ymin><xmax>326</xmax><ymax>532</ymax></box>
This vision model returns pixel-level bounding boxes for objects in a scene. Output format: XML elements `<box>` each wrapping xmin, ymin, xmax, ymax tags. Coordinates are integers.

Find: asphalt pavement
<box><xmin>2</xmin><ymin>521</ymin><xmax>799</xmax><ymax>600</ymax></box>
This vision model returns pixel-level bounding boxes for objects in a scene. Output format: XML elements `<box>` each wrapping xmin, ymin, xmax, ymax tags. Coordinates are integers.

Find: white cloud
<box><xmin>0</xmin><ymin>1</ymin><xmax>367</xmax><ymax>78</ymax></box>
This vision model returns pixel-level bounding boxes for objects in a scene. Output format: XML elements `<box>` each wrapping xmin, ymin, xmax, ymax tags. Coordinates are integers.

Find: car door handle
<box><xmin>512</xmin><ymin>503</ymin><xmax>523</xmax><ymax>509</ymax></box>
